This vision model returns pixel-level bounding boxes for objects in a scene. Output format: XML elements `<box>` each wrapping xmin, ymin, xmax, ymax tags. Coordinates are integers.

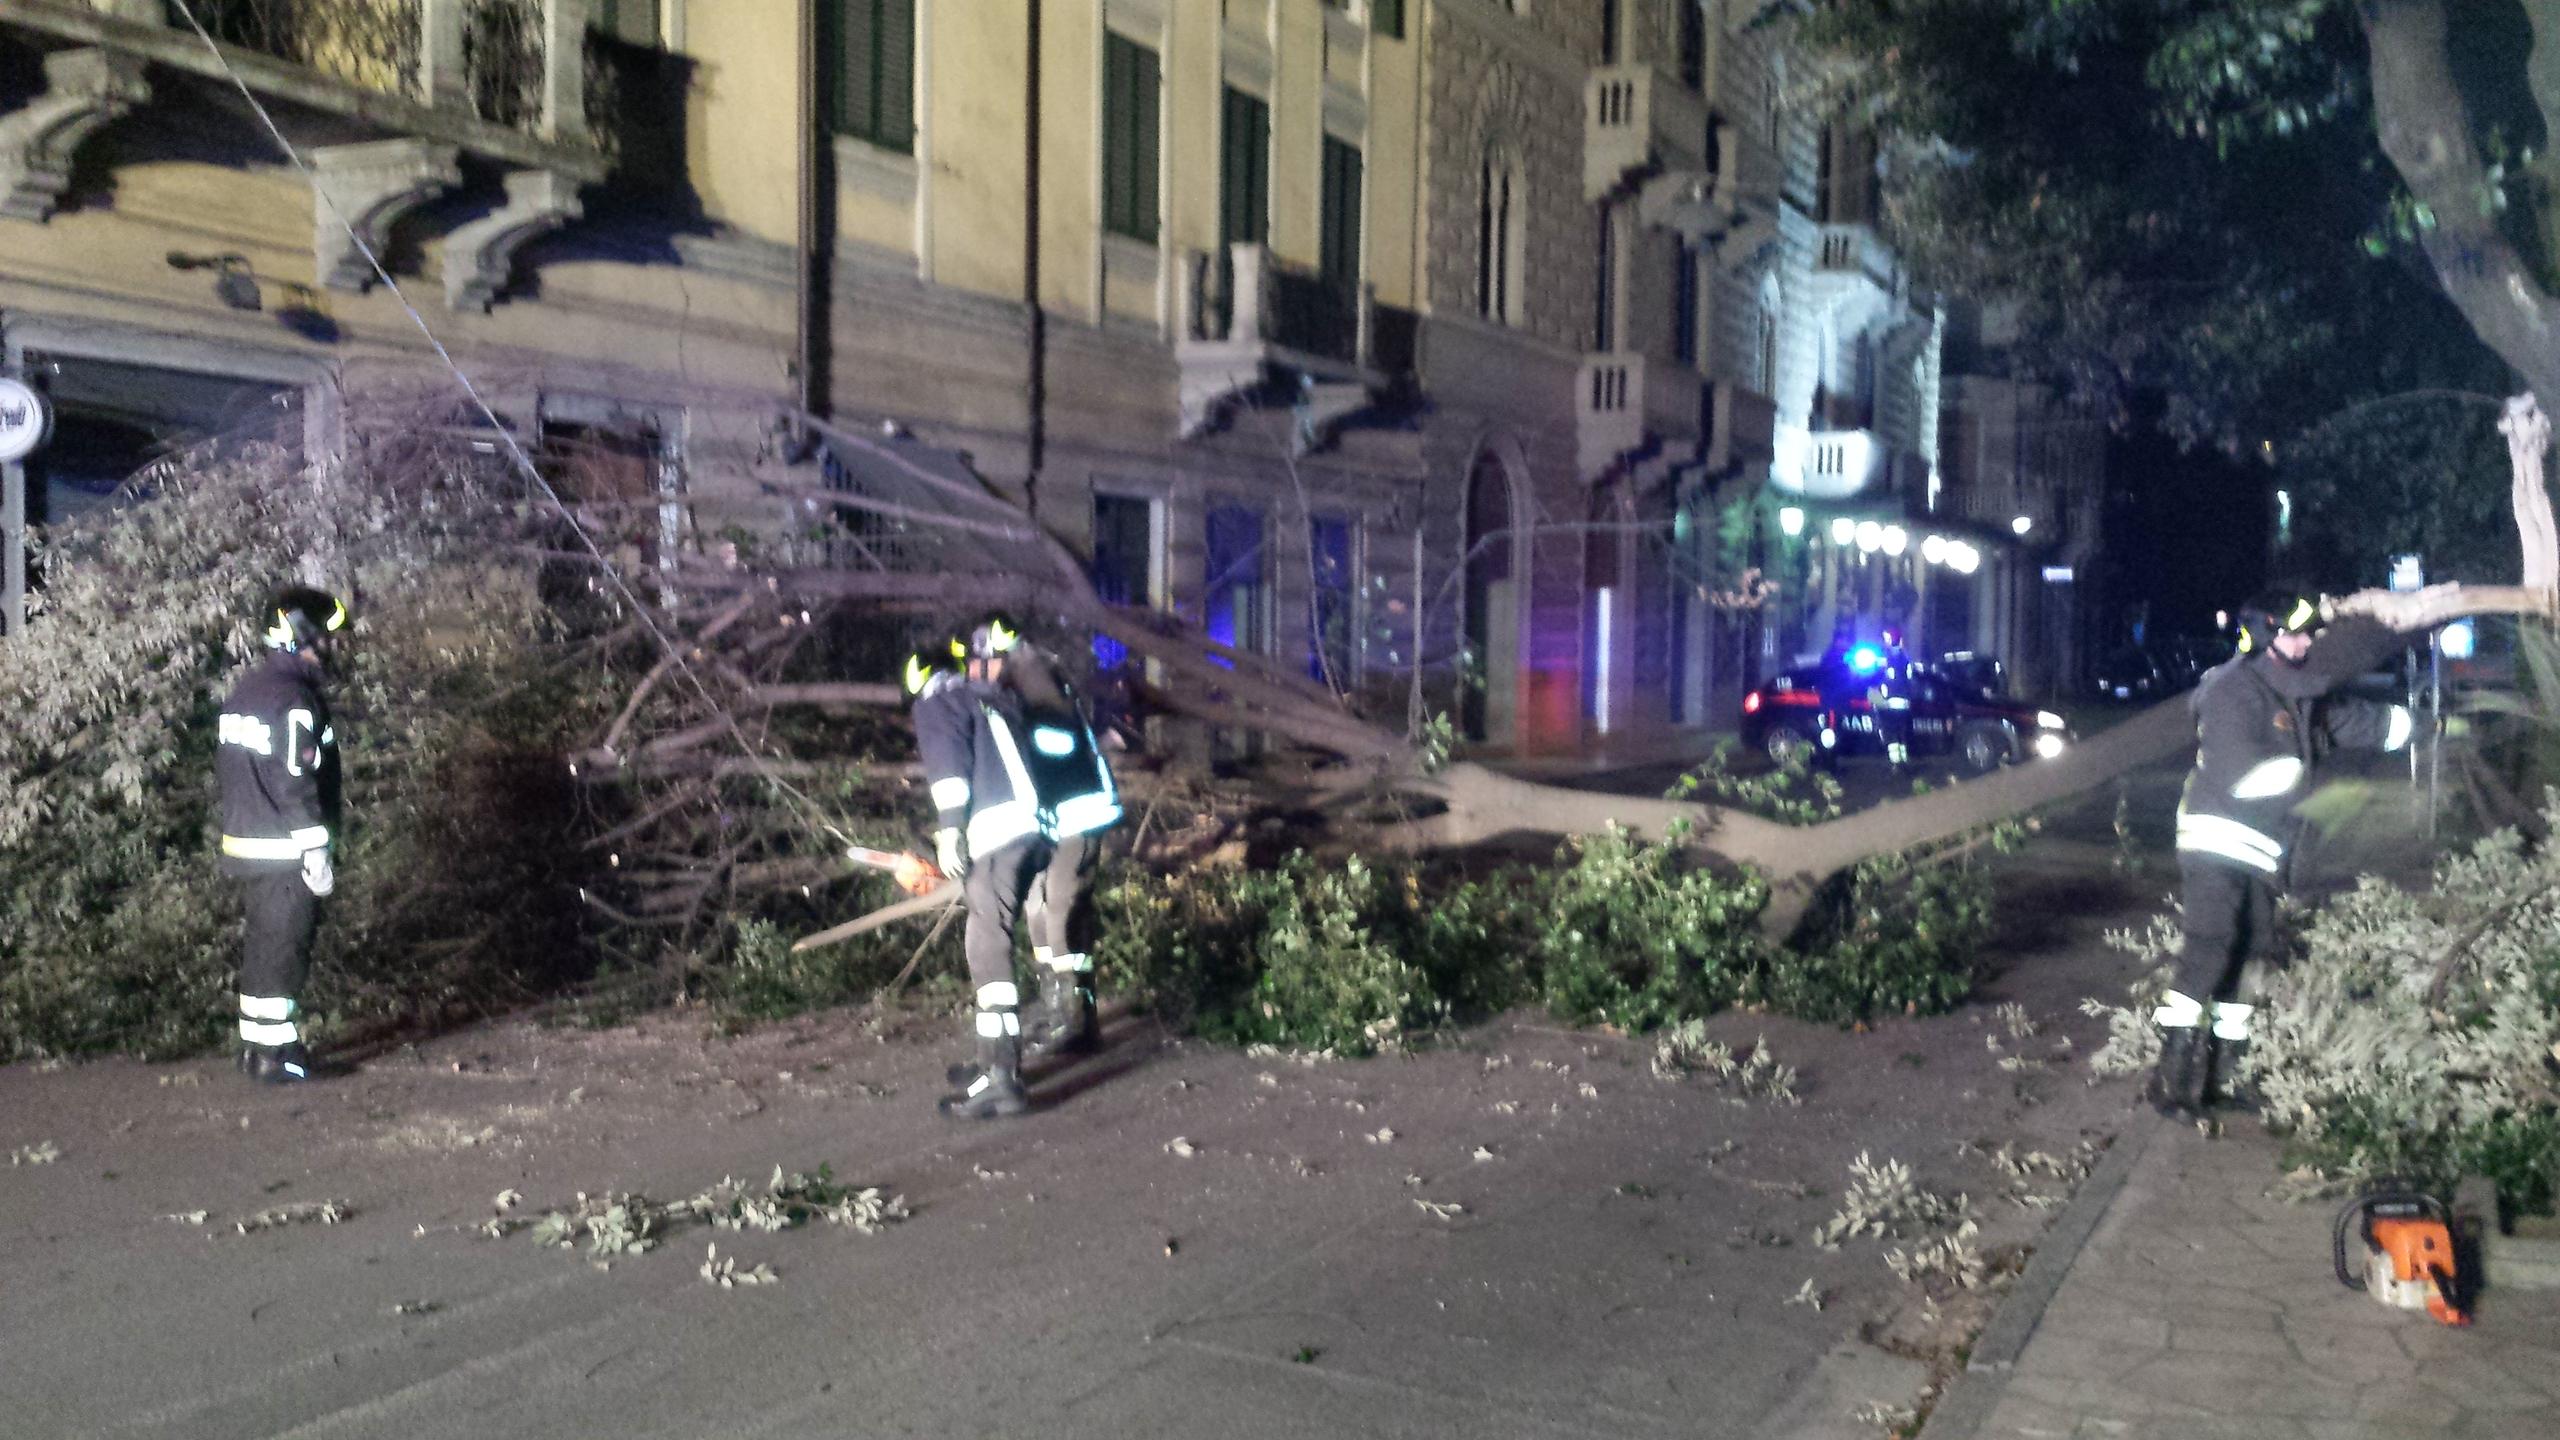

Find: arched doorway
<box><xmin>1462</xmin><ymin>451</ymin><xmax>1517</xmax><ymax>743</ymax></box>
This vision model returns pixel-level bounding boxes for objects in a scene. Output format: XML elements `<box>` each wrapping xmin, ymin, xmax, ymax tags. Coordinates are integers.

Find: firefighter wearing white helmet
<box><xmin>2149</xmin><ymin>586</ymin><xmax>2413</xmax><ymax>1118</ymax></box>
<box><xmin>215</xmin><ymin>585</ymin><xmax>347</xmax><ymax>1084</ymax></box>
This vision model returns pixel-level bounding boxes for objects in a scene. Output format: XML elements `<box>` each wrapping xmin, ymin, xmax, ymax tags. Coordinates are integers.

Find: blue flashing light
<box><xmin>1847</xmin><ymin>644</ymin><xmax>1886</xmax><ymax>676</ymax></box>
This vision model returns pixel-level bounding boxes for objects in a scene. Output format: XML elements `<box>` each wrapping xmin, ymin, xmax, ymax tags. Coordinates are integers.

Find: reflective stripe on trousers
<box><xmin>222</xmin><ymin>825</ymin><xmax>330</xmax><ymax>860</ymax></box>
<box><xmin>239</xmin><ymin>992</ymin><xmax>300</xmax><ymax>1046</ymax></box>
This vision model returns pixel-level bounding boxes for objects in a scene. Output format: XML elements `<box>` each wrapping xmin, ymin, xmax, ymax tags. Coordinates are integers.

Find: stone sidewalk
<box><xmin>1927</xmin><ymin>1116</ymin><xmax>2560</xmax><ymax>1440</ymax></box>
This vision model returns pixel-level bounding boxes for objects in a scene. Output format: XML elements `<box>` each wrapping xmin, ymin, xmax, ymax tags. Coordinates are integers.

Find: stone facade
<box><xmin>0</xmin><ymin>0</ymin><xmax>2101</xmax><ymax>732</ymax></box>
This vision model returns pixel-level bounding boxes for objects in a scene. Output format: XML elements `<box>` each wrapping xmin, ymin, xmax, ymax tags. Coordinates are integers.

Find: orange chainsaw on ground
<box><xmin>2334</xmin><ymin>1181</ymin><xmax>2473</xmax><ymax>1327</ymax></box>
<box><xmin>844</xmin><ymin>845</ymin><xmax>945</xmax><ymax>897</ymax></box>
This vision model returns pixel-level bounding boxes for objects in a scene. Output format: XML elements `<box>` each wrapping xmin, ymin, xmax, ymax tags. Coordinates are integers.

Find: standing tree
<box><xmin>1795</xmin><ymin>0</ymin><xmax>2560</xmax><ymax>619</ymax></box>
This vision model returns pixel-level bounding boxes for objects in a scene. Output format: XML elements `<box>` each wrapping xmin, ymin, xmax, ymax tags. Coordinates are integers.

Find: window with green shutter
<box><xmin>1320</xmin><ymin>136</ymin><xmax>1362</xmax><ymax>289</ymax></box>
<box><xmin>829</xmin><ymin>0</ymin><xmax>915</xmax><ymax>154</ymax></box>
<box><xmin>1220</xmin><ymin>88</ymin><xmax>1271</xmax><ymax>251</ymax></box>
<box><xmin>1103</xmin><ymin>34</ymin><xmax>1161</xmax><ymax>242</ymax></box>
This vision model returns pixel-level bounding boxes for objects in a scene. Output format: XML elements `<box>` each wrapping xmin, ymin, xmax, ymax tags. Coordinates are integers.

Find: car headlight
<box><xmin>2036</xmin><ymin>710</ymin><xmax>2066</xmax><ymax>729</ymax></box>
<box><xmin>2033</xmin><ymin>733</ymin><xmax>2067</xmax><ymax>759</ymax></box>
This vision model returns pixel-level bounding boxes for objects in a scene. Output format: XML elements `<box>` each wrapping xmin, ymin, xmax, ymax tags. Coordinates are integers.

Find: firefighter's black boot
<box><xmin>2145</xmin><ymin>1026</ymin><xmax>2211</xmax><ymax>1119</ymax></box>
<box><xmin>241</xmin><ymin>1041</ymin><xmax>314</xmax><ymax>1085</ymax></box>
<box><xmin>1022</xmin><ymin>967</ymin><xmax>1100</xmax><ymax>1063</ymax></box>
<box><xmin>2210</xmin><ymin>1036</ymin><xmax>2261</xmax><ymax>1115</ymax></box>
<box><xmin>939</xmin><ymin>1034</ymin><xmax>1028</xmax><ymax>1120</ymax></box>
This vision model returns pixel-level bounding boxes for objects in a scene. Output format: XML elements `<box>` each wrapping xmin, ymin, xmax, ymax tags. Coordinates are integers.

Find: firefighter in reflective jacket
<box><xmin>216</xmin><ymin>586</ymin><xmax>348</xmax><ymax>1084</ymax></box>
<box><xmin>2148</xmin><ymin>589</ymin><xmax>2412</xmax><ymax>1117</ymax></box>
<box><xmin>909</xmin><ymin>614</ymin><xmax>1123</xmax><ymax>1119</ymax></box>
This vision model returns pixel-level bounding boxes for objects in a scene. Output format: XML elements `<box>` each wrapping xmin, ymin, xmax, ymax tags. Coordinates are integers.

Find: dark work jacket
<box><xmin>2175</xmin><ymin>616</ymin><xmax>2407</xmax><ymax>882</ymax></box>
<box><xmin>215</xmin><ymin>651</ymin><xmax>339</xmax><ymax>876</ymax></box>
<box><xmin>913</xmin><ymin>674</ymin><xmax>1044</xmax><ymax>855</ymax></box>
<box><xmin>913</xmin><ymin>660</ymin><xmax>1123</xmax><ymax>853</ymax></box>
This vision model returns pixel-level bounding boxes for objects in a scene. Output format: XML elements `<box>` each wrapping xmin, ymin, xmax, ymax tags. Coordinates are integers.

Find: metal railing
<box><xmin>163</xmin><ymin>0</ymin><xmax>600</xmax><ymax>145</ymax></box>
<box><xmin>1183</xmin><ymin>243</ymin><xmax>1376</xmax><ymax>372</ymax></box>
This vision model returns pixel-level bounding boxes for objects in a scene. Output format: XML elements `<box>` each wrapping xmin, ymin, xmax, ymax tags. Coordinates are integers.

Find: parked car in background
<box><xmin>1934</xmin><ymin>650</ymin><xmax>2009</xmax><ymax>701</ymax></box>
<box><xmin>2156</xmin><ymin>635</ymin><xmax>2233</xmax><ymax>687</ymax></box>
<box><xmin>2090</xmin><ymin>646</ymin><xmax>2164</xmax><ymax>701</ymax></box>
<box><xmin>2091</xmin><ymin>636</ymin><xmax>2231</xmax><ymax>701</ymax></box>
<box><xmin>1741</xmin><ymin>660</ymin><xmax>2072</xmax><ymax>772</ymax></box>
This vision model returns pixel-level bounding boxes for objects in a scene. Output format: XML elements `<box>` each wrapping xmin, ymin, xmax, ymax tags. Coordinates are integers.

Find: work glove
<box><xmin>934</xmin><ymin>828</ymin><xmax>969</xmax><ymax>883</ymax></box>
<box><xmin>301</xmin><ymin>847</ymin><xmax>336</xmax><ymax>898</ymax></box>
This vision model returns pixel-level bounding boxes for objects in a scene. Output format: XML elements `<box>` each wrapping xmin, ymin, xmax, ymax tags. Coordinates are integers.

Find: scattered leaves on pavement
<box><xmin>700</xmin><ymin>1242</ymin><xmax>778</xmax><ymax>1288</ymax></box>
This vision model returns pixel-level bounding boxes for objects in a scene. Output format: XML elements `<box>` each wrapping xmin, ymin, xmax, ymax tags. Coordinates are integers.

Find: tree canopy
<box><xmin>1795</xmin><ymin>0</ymin><xmax>2536</xmax><ymax>585</ymax></box>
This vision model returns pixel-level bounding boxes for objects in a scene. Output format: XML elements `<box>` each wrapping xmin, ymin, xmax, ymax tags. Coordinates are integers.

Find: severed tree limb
<box><xmin>792</xmin><ymin>883</ymin><xmax>960</xmax><ymax>953</ymax></box>
<box><xmin>2324</xmin><ymin>581</ymin><xmax>2560</xmax><ymax>632</ymax></box>
<box><xmin>2425</xmin><ymin>875</ymin><xmax>2560</xmax><ymax>1011</ymax></box>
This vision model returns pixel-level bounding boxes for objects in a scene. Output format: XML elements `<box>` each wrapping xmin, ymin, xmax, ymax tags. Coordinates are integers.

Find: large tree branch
<box><xmin>2365</xmin><ymin>0</ymin><xmax>2560</xmax><ymax>400</ymax></box>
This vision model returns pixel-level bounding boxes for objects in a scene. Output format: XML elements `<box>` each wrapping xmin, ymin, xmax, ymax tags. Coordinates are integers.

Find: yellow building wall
<box><xmin>925</xmin><ymin>0</ymin><xmax>1032</xmax><ymax>300</ymax></box>
<box><xmin>1039</xmin><ymin>0</ymin><xmax>1104</xmax><ymax>319</ymax></box>
<box><xmin>684</xmin><ymin>0</ymin><xmax>800</xmax><ymax>247</ymax></box>
<box><xmin>1266</xmin><ymin>0</ymin><xmax>1322</xmax><ymax>269</ymax></box>
<box><xmin>1164</xmin><ymin>0</ymin><xmax>1224</xmax><ymax>269</ymax></box>
<box><xmin>1365</xmin><ymin>19</ymin><xmax>1420</xmax><ymax>311</ymax></box>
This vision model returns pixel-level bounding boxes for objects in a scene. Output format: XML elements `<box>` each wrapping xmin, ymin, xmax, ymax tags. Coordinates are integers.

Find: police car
<box><xmin>1740</xmin><ymin>645</ymin><xmax>2072</xmax><ymax>772</ymax></box>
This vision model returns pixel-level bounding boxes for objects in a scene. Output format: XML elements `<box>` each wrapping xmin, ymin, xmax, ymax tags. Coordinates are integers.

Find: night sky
<box><xmin>2097</xmin><ymin>412</ymin><xmax>2271</xmax><ymax>648</ymax></box>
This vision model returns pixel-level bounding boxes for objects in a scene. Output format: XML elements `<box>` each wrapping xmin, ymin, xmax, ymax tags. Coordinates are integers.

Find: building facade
<box><xmin>0</xmin><ymin>0</ymin><xmax>2097</xmax><ymax>746</ymax></box>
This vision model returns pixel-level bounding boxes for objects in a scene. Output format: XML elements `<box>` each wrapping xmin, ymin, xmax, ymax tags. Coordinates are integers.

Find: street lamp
<box><xmin>1921</xmin><ymin>534</ymin><xmax>1947</xmax><ymax>564</ymax></box>
<box><xmin>1882</xmin><ymin>525</ymin><xmax>1907</xmax><ymax>556</ymax></box>
<box><xmin>1778</xmin><ymin>506</ymin><xmax>1805</xmax><ymax>537</ymax></box>
<box><xmin>1830</xmin><ymin>516</ymin><xmax>1856</xmax><ymax>546</ymax></box>
<box><xmin>1855</xmin><ymin>520</ymin><xmax>1883</xmax><ymax>553</ymax></box>
<box><xmin>2011</xmin><ymin>515</ymin><xmax>2033</xmax><ymax>536</ymax></box>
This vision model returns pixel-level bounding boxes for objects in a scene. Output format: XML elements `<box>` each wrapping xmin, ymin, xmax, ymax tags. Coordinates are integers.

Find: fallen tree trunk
<box><xmin>604</xmin><ymin>407</ymin><xmax>2560</xmax><ymax>962</ymax></box>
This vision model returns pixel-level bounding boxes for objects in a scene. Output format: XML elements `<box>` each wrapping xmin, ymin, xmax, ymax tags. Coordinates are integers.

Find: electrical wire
<box><xmin>162</xmin><ymin>1</ymin><xmax>859</xmax><ymax>853</ymax></box>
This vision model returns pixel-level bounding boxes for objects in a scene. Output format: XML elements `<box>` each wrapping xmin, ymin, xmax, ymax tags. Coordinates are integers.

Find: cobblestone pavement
<box><xmin>1963</xmin><ymin>1118</ymin><xmax>2560</xmax><ymax>1440</ymax></box>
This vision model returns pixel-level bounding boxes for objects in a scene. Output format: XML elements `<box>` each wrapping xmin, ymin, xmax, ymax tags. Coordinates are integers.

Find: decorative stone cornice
<box><xmin>444</xmin><ymin>168</ymin><xmax>583</xmax><ymax>311</ymax></box>
<box><xmin>310</xmin><ymin>139</ymin><xmax>462</xmax><ymax>291</ymax></box>
<box><xmin>0</xmin><ymin>47</ymin><xmax>150</xmax><ymax>223</ymax></box>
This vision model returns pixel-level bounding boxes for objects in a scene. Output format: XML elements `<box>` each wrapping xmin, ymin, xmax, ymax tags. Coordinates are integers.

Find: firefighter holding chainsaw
<box><xmin>2148</xmin><ymin>587</ymin><xmax>2413</xmax><ymax>1118</ymax></box>
<box><xmin>905</xmin><ymin>614</ymin><xmax>1122</xmax><ymax>1119</ymax></box>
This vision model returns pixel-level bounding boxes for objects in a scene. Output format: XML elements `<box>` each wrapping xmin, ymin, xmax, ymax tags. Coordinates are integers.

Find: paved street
<box><xmin>6</xmin><ymin>752</ymin><xmax>2549</xmax><ymax>1440</ymax></box>
<box><xmin>1</xmin><ymin>793</ymin><xmax>2148</xmax><ymax>1440</ymax></box>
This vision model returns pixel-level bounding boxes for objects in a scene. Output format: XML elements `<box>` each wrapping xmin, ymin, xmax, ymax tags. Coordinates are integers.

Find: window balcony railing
<box><xmin>1175</xmin><ymin>243</ymin><xmax>1404</xmax><ymax>450</ymax></box>
<box><xmin>1584</xmin><ymin>63</ymin><xmax>1708</xmax><ymax>203</ymax></box>
<box><xmin>1814</xmin><ymin>222</ymin><xmax>1898</xmax><ymax>291</ymax></box>
<box><xmin>1576</xmin><ymin>351</ymin><xmax>1704</xmax><ymax>481</ymax></box>
<box><xmin>1183</xmin><ymin>242</ymin><xmax>1376</xmax><ymax>372</ymax></box>
<box><xmin>3</xmin><ymin>0</ymin><xmax>621</xmax><ymax>177</ymax></box>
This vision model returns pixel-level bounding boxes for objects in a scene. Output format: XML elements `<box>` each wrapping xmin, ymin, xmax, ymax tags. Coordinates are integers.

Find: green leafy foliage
<box><xmin>1799</xmin><ymin>0</ymin><xmax>2509</xmax><ymax>485</ymax></box>
<box><xmin>1532</xmin><ymin>822</ymin><xmax>1765</xmax><ymax>1030</ymax></box>
<box><xmin>0</xmin><ymin>441</ymin><xmax>601</xmax><ymax>1059</ymax></box>
<box><xmin>2252</xmin><ymin>812</ymin><xmax>2560</xmax><ymax>1212</ymax></box>
<box><xmin>717</xmin><ymin>904</ymin><xmax>926</xmax><ymax>1021</ymax></box>
<box><xmin>1098</xmin><ymin>822</ymin><xmax>2000</xmax><ymax>1049</ymax></box>
<box><xmin>1767</xmin><ymin>841</ymin><xmax>2008</xmax><ymax>1025</ymax></box>
<box><xmin>1667</xmin><ymin>743</ymin><xmax>1844</xmax><ymax>826</ymax></box>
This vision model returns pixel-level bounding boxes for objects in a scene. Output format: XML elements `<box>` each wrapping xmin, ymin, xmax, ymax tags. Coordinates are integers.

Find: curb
<box><xmin>1918</xmin><ymin>1111</ymin><xmax>2163</xmax><ymax>1439</ymax></box>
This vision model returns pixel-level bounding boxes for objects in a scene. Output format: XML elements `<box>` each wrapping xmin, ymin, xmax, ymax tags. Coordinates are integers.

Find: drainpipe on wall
<box><xmin>794</xmin><ymin>0</ymin><xmax>832</xmax><ymax>439</ymax></box>
<box><xmin>1023</xmin><ymin>0</ymin><xmax>1048</xmax><ymax>518</ymax></box>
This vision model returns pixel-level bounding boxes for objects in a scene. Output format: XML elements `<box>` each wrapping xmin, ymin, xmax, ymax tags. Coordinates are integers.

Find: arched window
<box><xmin>1756</xmin><ymin>275</ymin><xmax>1782</xmax><ymax>395</ymax></box>
<box><xmin>1477</xmin><ymin>153</ymin><xmax>1523</xmax><ymax>325</ymax></box>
